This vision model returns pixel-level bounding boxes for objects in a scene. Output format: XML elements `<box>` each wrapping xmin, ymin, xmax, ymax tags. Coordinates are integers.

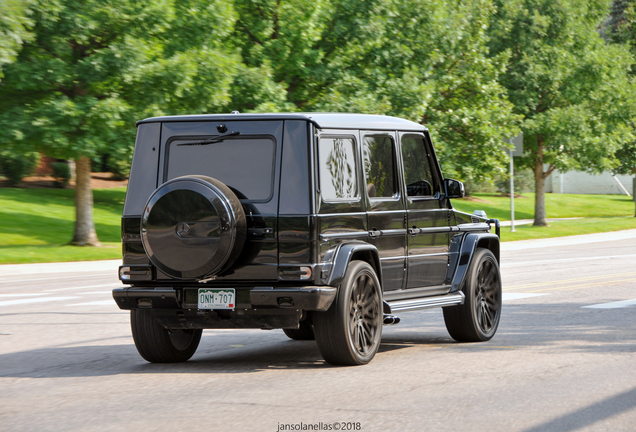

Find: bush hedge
<box><xmin>51</xmin><ymin>162</ymin><xmax>71</xmax><ymax>188</ymax></box>
<box><xmin>0</xmin><ymin>151</ymin><xmax>40</xmax><ymax>186</ymax></box>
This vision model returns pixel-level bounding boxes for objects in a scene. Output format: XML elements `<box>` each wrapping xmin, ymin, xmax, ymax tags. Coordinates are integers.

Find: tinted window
<box><xmin>401</xmin><ymin>135</ymin><xmax>436</xmax><ymax>197</ymax></box>
<box><xmin>167</xmin><ymin>137</ymin><xmax>275</xmax><ymax>201</ymax></box>
<box><xmin>318</xmin><ymin>137</ymin><xmax>358</xmax><ymax>201</ymax></box>
<box><xmin>362</xmin><ymin>135</ymin><xmax>397</xmax><ymax>198</ymax></box>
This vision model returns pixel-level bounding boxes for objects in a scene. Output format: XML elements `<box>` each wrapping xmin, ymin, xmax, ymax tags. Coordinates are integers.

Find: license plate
<box><xmin>198</xmin><ymin>288</ymin><xmax>235</xmax><ymax>310</ymax></box>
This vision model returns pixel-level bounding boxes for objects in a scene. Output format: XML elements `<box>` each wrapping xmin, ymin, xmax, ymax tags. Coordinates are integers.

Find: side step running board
<box><xmin>386</xmin><ymin>292</ymin><xmax>465</xmax><ymax>313</ymax></box>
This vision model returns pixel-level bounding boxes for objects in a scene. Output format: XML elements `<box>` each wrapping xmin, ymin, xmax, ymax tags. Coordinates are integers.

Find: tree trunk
<box><xmin>70</xmin><ymin>156</ymin><xmax>101</xmax><ymax>246</ymax></box>
<box><xmin>533</xmin><ymin>136</ymin><xmax>548</xmax><ymax>226</ymax></box>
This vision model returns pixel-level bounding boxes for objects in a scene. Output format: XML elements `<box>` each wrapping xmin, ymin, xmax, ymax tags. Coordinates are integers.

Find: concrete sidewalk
<box><xmin>499</xmin><ymin>217</ymin><xmax>582</xmax><ymax>227</ymax></box>
<box><xmin>1</xmin><ymin>229</ymin><xmax>635</xmax><ymax>274</ymax></box>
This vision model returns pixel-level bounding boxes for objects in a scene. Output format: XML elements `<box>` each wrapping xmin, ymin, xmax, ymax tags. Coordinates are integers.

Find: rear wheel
<box><xmin>314</xmin><ymin>261</ymin><xmax>382</xmax><ymax>366</ymax></box>
<box><xmin>283</xmin><ymin>317</ymin><xmax>315</xmax><ymax>340</ymax></box>
<box><xmin>443</xmin><ymin>248</ymin><xmax>502</xmax><ymax>342</ymax></box>
<box><xmin>131</xmin><ymin>309</ymin><xmax>202</xmax><ymax>363</ymax></box>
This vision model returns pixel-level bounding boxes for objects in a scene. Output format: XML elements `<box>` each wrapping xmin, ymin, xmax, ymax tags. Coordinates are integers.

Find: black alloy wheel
<box><xmin>443</xmin><ymin>248</ymin><xmax>502</xmax><ymax>342</ymax></box>
<box><xmin>131</xmin><ymin>309</ymin><xmax>202</xmax><ymax>363</ymax></box>
<box><xmin>282</xmin><ymin>317</ymin><xmax>315</xmax><ymax>340</ymax></box>
<box><xmin>314</xmin><ymin>260</ymin><xmax>382</xmax><ymax>365</ymax></box>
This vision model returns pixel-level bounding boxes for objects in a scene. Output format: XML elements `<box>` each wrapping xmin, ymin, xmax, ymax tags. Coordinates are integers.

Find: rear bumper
<box><xmin>249</xmin><ymin>286</ymin><xmax>336</xmax><ymax>311</ymax></box>
<box><xmin>112</xmin><ymin>286</ymin><xmax>337</xmax><ymax>311</ymax></box>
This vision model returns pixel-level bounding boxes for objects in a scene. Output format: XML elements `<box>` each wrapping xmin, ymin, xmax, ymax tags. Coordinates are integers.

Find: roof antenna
<box><xmin>231</xmin><ymin>110</ymin><xmax>240</xmax><ymax>114</ymax></box>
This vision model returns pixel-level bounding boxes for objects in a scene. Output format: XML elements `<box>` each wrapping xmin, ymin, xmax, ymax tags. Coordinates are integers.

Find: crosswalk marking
<box><xmin>67</xmin><ymin>300</ymin><xmax>115</xmax><ymax>306</ymax></box>
<box><xmin>0</xmin><ymin>297</ymin><xmax>78</xmax><ymax>307</ymax></box>
<box><xmin>502</xmin><ymin>293</ymin><xmax>549</xmax><ymax>301</ymax></box>
<box><xmin>583</xmin><ymin>299</ymin><xmax>636</xmax><ymax>309</ymax></box>
<box><xmin>504</xmin><ymin>271</ymin><xmax>636</xmax><ymax>291</ymax></box>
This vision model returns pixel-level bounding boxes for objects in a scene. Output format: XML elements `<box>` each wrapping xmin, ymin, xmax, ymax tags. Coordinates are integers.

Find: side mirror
<box><xmin>444</xmin><ymin>178</ymin><xmax>464</xmax><ymax>199</ymax></box>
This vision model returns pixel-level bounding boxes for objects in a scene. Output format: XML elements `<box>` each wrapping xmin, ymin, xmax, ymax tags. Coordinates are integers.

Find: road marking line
<box><xmin>502</xmin><ymin>293</ymin><xmax>549</xmax><ymax>301</ymax></box>
<box><xmin>0</xmin><ymin>297</ymin><xmax>78</xmax><ymax>307</ymax></box>
<box><xmin>504</xmin><ymin>271</ymin><xmax>636</xmax><ymax>291</ymax></box>
<box><xmin>502</xmin><ymin>254</ymin><xmax>636</xmax><ymax>268</ymax></box>
<box><xmin>0</xmin><ymin>273</ymin><xmax>114</xmax><ymax>284</ymax></box>
<box><xmin>78</xmin><ymin>291</ymin><xmax>115</xmax><ymax>295</ymax></box>
<box><xmin>66</xmin><ymin>300</ymin><xmax>115</xmax><ymax>306</ymax></box>
<box><xmin>523</xmin><ymin>278</ymin><xmax>636</xmax><ymax>293</ymax></box>
<box><xmin>583</xmin><ymin>299</ymin><xmax>636</xmax><ymax>309</ymax></box>
<box><xmin>48</xmin><ymin>284</ymin><xmax>122</xmax><ymax>292</ymax></box>
<box><xmin>0</xmin><ymin>293</ymin><xmax>53</xmax><ymax>298</ymax></box>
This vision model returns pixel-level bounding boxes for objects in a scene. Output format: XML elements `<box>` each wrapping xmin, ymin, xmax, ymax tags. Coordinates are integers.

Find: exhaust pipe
<box><xmin>383</xmin><ymin>315</ymin><xmax>400</xmax><ymax>325</ymax></box>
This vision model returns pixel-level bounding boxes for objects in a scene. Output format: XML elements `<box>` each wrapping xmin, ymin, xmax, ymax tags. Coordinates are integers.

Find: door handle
<box><xmin>369</xmin><ymin>229</ymin><xmax>382</xmax><ymax>239</ymax></box>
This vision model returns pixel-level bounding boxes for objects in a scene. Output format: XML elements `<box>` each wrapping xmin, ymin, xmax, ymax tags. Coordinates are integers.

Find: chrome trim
<box><xmin>320</xmin><ymin>231</ymin><xmax>368</xmax><ymax>240</ymax></box>
<box><xmin>410</xmin><ymin>226</ymin><xmax>452</xmax><ymax>234</ymax></box>
<box><xmin>451</xmin><ymin>223</ymin><xmax>490</xmax><ymax>233</ymax></box>
<box><xmin>387</xmin><ymin>292</ymin><xmax>464</xmax><ymax>312</ymax></box>
<box><xmin>313</xmin><ymin>211</ymin><xmax>366</xmax><ymax>217</ymax></box>
<box><xmin>406</xmin><ymin>252</ymin><xmax>449</xmax><ymax>259</ymax></box>
<box><xmin>378</xmin><ymin>229</ymin><xmax>408</xmax><ymax>236</ymax></box>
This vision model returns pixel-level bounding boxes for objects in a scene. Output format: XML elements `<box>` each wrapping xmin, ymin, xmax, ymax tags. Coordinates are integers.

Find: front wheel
<box><xmin>313</xmin><ymin>261</ymin><xmax>383</xmax><ymax>366</ymax></box>
<box><xmin>443</xmin><ymin>248</ymin><xmax>502</xmax><ymax>342</ymax></box>
<box><xmin>131</xmin><ymin>309</ymin><xmax>202</xmax><ymax>363</ymax></box>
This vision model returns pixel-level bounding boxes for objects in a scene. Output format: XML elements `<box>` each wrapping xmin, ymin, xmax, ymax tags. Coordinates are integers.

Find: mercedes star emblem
<box><xmin>175</xmin><ymin>222</ymin><xmax>191</xmax><ymax>238</ymax></box>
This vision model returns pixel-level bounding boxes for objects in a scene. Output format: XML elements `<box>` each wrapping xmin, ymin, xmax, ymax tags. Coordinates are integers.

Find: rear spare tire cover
<box><xmin>141</xmin><ymin>175</ymin><xmax>247</xmax><ymax>279</ymax></box>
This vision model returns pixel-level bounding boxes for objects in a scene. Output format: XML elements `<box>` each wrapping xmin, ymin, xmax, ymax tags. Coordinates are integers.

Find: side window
<box><xmin>401</xmin><ymin>135</ymin><xmax>437</xmax><ymax>197</ymax></box>
<box><xmin>318</xmin><ymin>137</ymin><xmax>359</xmax><ymax>201</ymax></box>
<box><xmin>361</xmin><ymin>135</ymin><xmax>397</xmax><ymax>199</ymax></box>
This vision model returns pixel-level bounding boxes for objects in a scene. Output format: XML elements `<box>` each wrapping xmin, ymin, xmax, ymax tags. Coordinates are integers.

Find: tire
<box><xmin>443</xmin><ymin>248</ymin><xmax>502</xmax><ymax>342</ymax></box>
<box><xmin>131</xmin><ymin>309</ymin><xmax>202</xmax><ymax>363</ymax></box>
<box><xmin>283</xmin><ymin>317</ymin><xmax>315</xmax><ymax>340</ymax></box>
<box><xmin>313</xmin><ymin>261</ymin><xmax>383</xmax><ymax>366</ymax></box>
<box><xmin>141</xmin><ymin>175</ymin><xmax>246</xmax><ymax>279</ymax></box>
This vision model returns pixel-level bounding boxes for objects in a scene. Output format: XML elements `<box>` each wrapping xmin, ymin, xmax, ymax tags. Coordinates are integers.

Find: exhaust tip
<box><xmin>383</xmin><ymin>315</ymin><xmax>401</xmax><ymax>325</ymax></box>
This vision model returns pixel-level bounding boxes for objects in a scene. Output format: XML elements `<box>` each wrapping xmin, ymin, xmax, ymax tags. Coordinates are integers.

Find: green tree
<box><xmin>605</xmin><ymin>0</ymin><xmax>636</xmax><ymax>216</ymax></box>
<box><xmin>231</xmin><ymin>0</ymin><xmax>520</xmax><ymax>185</ymax></box>
<box><xmin>0</xmin><ymin>0</ymin><xmax>33</xmax><ymax>79</ymax></box>
<box><xmin>0</xmin><ymin>0</ymin><xmax>239</xmax><ymax>245</ymax></box>
<box><xmin>489</xmin><ymin>0</ymin><xmax>636</xmax><ymax>225</ymax></box>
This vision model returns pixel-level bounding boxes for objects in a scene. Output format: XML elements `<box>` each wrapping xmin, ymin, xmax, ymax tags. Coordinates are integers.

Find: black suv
<box><xmin>113</xmin><ymin>113</ymin><xmax>502</xmax><ymax>366</ymax></box>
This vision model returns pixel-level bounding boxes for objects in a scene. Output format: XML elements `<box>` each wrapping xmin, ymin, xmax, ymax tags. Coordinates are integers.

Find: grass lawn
<box><xmin>453</xmin><ymin>192</ymin><xmax>636</xmax><ymax>241</ymax></box>
<box><xmin>452</xmin><ymin>192</ymin><xmax>635</xmax><ymax>221</ymax></box>
<box><xmin>0</xmin><ymin>187</ymin><xmax>125</xmax><ymax>264</ymax></box>
<box><xmin>0</xmin><ymin>189</ymin><xmax>635</xmax><ymax>264</ymax></box>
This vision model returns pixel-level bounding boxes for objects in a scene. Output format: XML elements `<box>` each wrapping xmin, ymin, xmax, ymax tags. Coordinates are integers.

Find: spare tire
<box><xmin>140</xmin><ymin>175</ymin><xmax>247</xmax><ymax>279</ymax></box>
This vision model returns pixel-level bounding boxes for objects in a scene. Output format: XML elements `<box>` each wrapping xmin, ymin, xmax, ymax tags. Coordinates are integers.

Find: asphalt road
<box><xmin>1</xmin><ymin>230</ymin><xmax>636</xmax><ymax>432</ymax></box>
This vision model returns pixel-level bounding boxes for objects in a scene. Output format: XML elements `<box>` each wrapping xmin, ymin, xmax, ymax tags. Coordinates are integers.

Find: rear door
<box><xmin>400</xmin><ymin>132</ymin><xmax>450</xmax><ymax>291</ymax></box>
<box><xmin>361</xmin><ymin>132</ymin><xmax>407</xmax><ymax>292</ymax></box>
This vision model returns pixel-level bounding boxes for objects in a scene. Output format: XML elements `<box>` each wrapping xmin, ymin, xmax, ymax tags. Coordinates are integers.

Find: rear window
<box><xmin>317</xmin><ymin>136</ymin><xmax>359</xmax><ymax>201</ymax></box>
<box><xmin>165</xmin><ymin>136</ymin><xmax>276</xmax><ymax>202</ymax></box>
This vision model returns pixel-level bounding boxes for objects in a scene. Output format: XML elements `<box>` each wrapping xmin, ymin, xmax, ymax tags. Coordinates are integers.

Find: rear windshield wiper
<box><xmin>177</xmin><ymin>131</ymin><xmax>240</xmax><ymax>146</ymax></box>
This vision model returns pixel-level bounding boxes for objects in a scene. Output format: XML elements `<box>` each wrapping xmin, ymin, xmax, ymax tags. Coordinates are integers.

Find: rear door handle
<box><xmin>369</xmin><ymin>229</ymin><xmax>382</xmax><ymax>239</ymax></box>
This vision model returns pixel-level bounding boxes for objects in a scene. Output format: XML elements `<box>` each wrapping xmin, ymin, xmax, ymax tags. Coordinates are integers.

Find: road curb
<box><xmin>500</xmin><ymin>229</ymin><xmax>636</xmax><ymax>251</ymax></box>
<box><xmin>0</xmin><ymin>259</ymin><xmax>121</xmax><ymax>276</ymax></box>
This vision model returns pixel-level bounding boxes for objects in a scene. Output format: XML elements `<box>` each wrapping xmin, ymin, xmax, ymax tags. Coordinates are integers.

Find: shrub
<box><xmin>106</xmin><ymin>147</ymin><xmax>132</xmax><ymax>180</ymax></box>
<box><xmin>50</xmin><ymin>162</ymin><xmax>71</xmax><ymax>188</ymax></box>
<box><xmin>107</xmin><ymin>157</ymin><xmax>131</xmax><ymax>180</ymax></box>
<box><xmin>495</xmin><ymin>168</ymin><xmax>535</xmax><ymax>194</ymax></box>
<box><xmin>0</xmin><ymin>151</ymin><xmax>40</xmax><ymax>186</ymax></box>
